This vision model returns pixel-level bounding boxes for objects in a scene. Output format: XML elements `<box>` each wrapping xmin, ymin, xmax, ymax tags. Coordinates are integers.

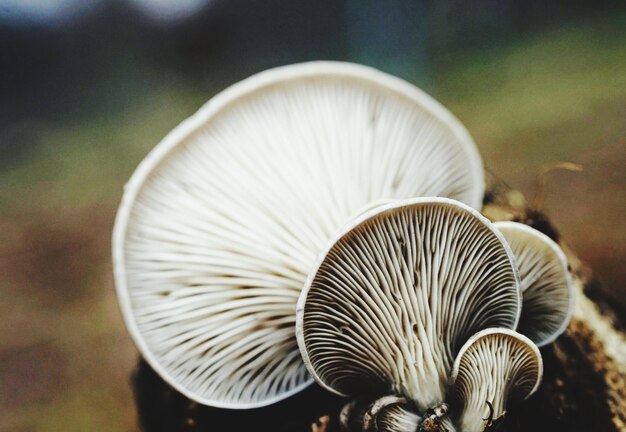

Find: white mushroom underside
<box><xmin>376</xmin><ymin>405</ymin><xmax>420</xmax><ymax>432</ymax></box>
<box><xmin>115</xmin><ymin>63</ymin><xmax>484</xmax><ymax>408</ymax></box>
<box><xmin>450</xmin><ymin>329</ymin><xmax>542</xmax><ymax>432</ymax></box>
<box><xmin>299</xmin><ymin>199</ymin><xmax>520</xmax><ymax>410</ymax></box>
<box><xmin>365</xmin><ymin>398</ymin><xmax>421</xmax><ymax>432</ymax></box>
<box><xmin>494</xmin><ymin>222</ymin><xmax>573</xmax><ymax>346</ymax></box>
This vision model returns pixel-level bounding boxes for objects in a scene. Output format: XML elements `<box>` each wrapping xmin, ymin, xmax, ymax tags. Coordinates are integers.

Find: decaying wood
<box><xmin>131</xmin><ymin>183</ymin><xmax>626</xmax><ymax>431</ymax></box>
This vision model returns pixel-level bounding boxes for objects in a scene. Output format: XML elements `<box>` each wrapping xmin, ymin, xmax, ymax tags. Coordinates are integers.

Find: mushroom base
<box><xmin>130</xmin><ymin>188</ymin><xmax>626</xmax><ymax>432</ymax></box>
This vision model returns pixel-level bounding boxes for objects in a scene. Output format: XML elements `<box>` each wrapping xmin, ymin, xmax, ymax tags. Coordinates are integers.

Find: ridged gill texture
<box><xmin>494</xmin><ymin>222</ymin><xmax>574</xmax><ymax>346</ymax></box>
<box><xmin>297</xmin><ymin>198</ymin><xmax>520</xmax><ymax>411</ymax></box>
<box><xmin>450</xmin><ymin>329</ymin><xmax>542</xmax><ymax>432</ymax></box>
<box><xmin>363</xmin><ymin>396</ymin><xmax>421</xmax><ymax>432</ymax></box>
<box><xmin>113</xmin><ymin>62</ymin><xmax>485</xmax><ymax>408</ymax></box>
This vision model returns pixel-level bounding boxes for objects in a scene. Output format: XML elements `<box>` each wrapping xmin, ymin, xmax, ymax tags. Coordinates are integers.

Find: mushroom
<box><xmin>493</xmin><ymin>221</ymin><xmax>575</xmax><ymax>346</ymax></box>
<box><xmin>363</xmin><ymin>396</ymin><xmax>421</xmax><ymax>432</ymax></box>
<box><xmin>448</xmin><ymin>328</ymin><xmax>543</xmax><ymax>432</ymax></box>
<box><xmin>340</xmin><ymin>399</ymin><xmax>368</xmax><ymax>432</ymax></box>
<box><xmin>113</xmin><ymin>62</ymin><xmax>485</xmax><ymax>408</ymax></box>
<box><xmin>296</xmin><ymin>197</ymin><xmax>521</xmax><ymax>412</ymax></box>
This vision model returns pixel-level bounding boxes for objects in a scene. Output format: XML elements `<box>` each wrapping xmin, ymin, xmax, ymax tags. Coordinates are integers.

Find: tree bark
<box><xmin>131</xmin><ymin>184</ymin><xmax>626</xmax><ymax>432</ymax></box>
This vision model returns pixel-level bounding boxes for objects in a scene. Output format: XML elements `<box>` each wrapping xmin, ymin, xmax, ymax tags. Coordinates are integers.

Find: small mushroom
<box><xmin>296</xmin><ymin>197</ymin><xmax>521</xmax><ymax>411</ymax></box>
<box><xmin>493</xmin><ymin>221</ymin><xmax>575</xmax><ymax>346</ymax></box>
<box><xmin>418</xmin><ymin>403</ymin><xmax>456</xmax><ymax>432</ymax></box>
<box><xmin>113</xmin><ymin>62</ymin><xmax>485</xmax><ymax>408</ymax></box>
<box><xmin>363</xmin><ymin>396</ymin><xmax>421</xmax><ymax>432</ymax></box>
<box><xmin>448</xmin><ymin>328</ymin><xmax>543</xmax><ymax>432</ymax></box>
<box><xmin>340</xmin><ymin>398</ymin><xmax>370</xmax><ymax>432</ymax></box>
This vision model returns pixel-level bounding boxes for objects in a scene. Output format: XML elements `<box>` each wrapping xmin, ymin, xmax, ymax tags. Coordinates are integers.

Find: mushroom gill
<box><xmin>113</xmin><ymin>62</ymin><xmax>485</xmax><ymax>408</ymax></box>
<box><xmin>296</xmin><ymin>197</ymin><xmax>520</xmax><ymax>411</ymax></box>
<box><xmin>363</xmin><ymin>396</ymin><xmax>421</xmax><ymax>432</ymax></box>
<box><xmin>494</xmin><ymin>221</ymin><xmax>575</xmax><ymax>346</ymax></box>
<box><xmin>448</xmin><ymin>328</ymin><xmax>543</xmax><ymax>432</ymax></box>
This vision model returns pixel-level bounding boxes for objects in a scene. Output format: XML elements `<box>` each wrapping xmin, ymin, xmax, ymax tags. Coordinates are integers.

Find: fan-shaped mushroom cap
<box><xmin>449</xmin><ymin>328</ymin><xmax>542</xmax><ymax>432</ymax></box>
<box><xmin>296</xmin><ymin>198</ymin><xmax>520</xmax><ymax>411</ymax></box>
<box><xmin>493</xmin><ymin>221</ymin><xmax>574</xmax><ymax>346</ymax></box>
<box><xmin>113</xmin><ymin>62</ymin><xmax>485</xmax><ymax>408</ymax></box>
<box><xmin>363</xmin><ymin>396</ymin><xmax>421</xmax><ymax>432</ymax></box>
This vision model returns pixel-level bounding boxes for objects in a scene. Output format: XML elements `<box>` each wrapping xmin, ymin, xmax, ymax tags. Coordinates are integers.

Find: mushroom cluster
<box><xmin>296</xmin><ymin>198</ymin><xmax>565</xmax><ymax>431</ymax></box>
<box><xmin>113</xmin><ymin>61</ymin><xmax>484</xmax><ymax>408</ymax></box>
<box><xmin>113</xmin><ymin>61</ymin><xmax>575</xmax><ymax>430</ymax></box>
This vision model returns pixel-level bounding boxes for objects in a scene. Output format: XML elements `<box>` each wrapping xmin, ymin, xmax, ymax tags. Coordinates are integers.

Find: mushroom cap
<box><xmin>340</xmin><ymin>399</ymin><xmax>369</xmax><ymax>432</ymax></box>
<box><xmin>113</xmin><ymin>62</ymin><xmax>485</xmax><ymax>408</ymax></box>
<box><xmin>493</xmin><ymin>221</ymin><xmax>575</xmax><ymax>346</ymax></box>
<box><xmin>296</xmin><ymin>197</ymin><xmax>521</xmax><ymax>410</ymax></box>
<box><xmin>363</xmin><ymin>396</ymin><xmax>421</xmax><ymax>432</ymax></box>
<box><xmin>449</xmin><ymin>328</ymin><xmax>543</xmax><ymax>432</ymax></box>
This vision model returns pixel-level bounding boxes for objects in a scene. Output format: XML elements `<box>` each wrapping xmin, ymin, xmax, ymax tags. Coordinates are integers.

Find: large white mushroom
<box><xmin>448</xmin><ymin>328</ymin><xmax>543</xmax><ymax>432</ymax></box>
<box><xmin>113</xmin><ymin>62</ymin><xmax>485</xmax><ymax>408</ymax></box>
<box><xmin>493</xmin><ymin>221</ymin><xmax>575</xmax><ymax>346</ymax></box>
<box><xmin>296</xmin><ymin>198</ymin><xmax>521</xmax><ymax>412</ymax></box>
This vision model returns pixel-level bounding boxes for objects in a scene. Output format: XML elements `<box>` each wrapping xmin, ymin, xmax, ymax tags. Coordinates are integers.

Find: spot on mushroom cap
<box><xmin>494</xmin><ymin>221</ymin><xmax>575</xmax><ymax>346</ymax></box>
<box><xmin>113</xmin><ymin>62</ymin><xmax>485</xmax><ymax>408</ymax></box>
<box><xmin>296</xmin><ymin>198</ymin><xmax>521</xmax><ymax>411</ymax></box>
<box><xmin>449</xmin><ymin>328</ymin><xmax>543</xmax><ymax>432</ymax></box>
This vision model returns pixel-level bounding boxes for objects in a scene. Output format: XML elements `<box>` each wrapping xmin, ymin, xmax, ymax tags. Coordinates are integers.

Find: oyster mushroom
<box><xmin>340</xmin><ymin>399</ymin><xmax>369</xmax><ymax>432</ymax></box>
<box><xmin>448</xmin><ymin>328</ymin><xmax>543</xmax><ymax>432</ymax></box>
<box><xmin>493</xmin><ymin>221</ymin><xmax>574</xmax><ymax>346</ymax></box>
<box><xmin>296</xmin><ymin>197</ymin><xmax>521</xmax><ymax>411</ymax></box>
<box><xmin>363</xmin><ymin>396</ymin><xmax>421</xmax><ymax>432</ymax></box>
<box><xmin>113</xmin><ymin>62</ymin><xmax>485</xmax><ymax>408</ymax></box>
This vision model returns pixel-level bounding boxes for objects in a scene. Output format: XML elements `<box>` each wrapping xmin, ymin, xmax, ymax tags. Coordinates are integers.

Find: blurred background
<box><xmin>0</xmin><ymin>1</ymin><xmax>624</xmax><ymax>430</ymax></box>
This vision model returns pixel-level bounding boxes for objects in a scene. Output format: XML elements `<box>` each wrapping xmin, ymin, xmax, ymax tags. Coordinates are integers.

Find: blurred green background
<box><xmin>0</xmin><ymin>1</ymin><xmax>624</xmax><ymax>431</ymax></box>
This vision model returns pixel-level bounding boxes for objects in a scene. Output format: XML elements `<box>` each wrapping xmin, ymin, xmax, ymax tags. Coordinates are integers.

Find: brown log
<box><xmin>131</xmin><ymin>184</ymin><xmax>626</xmax><ymax>432</ymax></box>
